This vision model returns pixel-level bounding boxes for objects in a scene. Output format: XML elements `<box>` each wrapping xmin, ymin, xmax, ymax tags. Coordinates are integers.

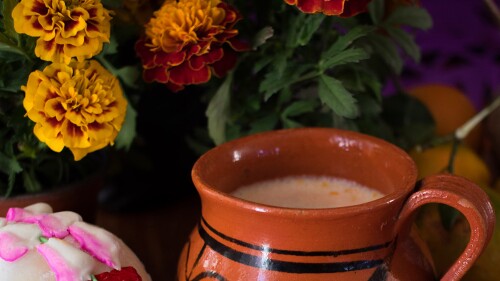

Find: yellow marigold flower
<box><xmin>12</xmin><ymin>0</ymin><xmax>112</xmax><ymax>64</ymax></box>
<box><xmin>135</xmin><ymin>0</ymin><xmax>248</xmax><ymax>92</ymax></box>
<box><xmin>22</xmin><ymin>60</ymin><xmax>127</xmax><ymax>161</ymax></box>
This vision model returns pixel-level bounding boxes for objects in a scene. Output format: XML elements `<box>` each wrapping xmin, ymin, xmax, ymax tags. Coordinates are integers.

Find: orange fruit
<box><xmin>409</xmin><ymin>142</ymin><xmax>491</xmax><ymax>186</ymax></box>
<box><xmin>407</xmin><ymin>83</ymin><xmax>482</xmax><ymax>150</ymax></box>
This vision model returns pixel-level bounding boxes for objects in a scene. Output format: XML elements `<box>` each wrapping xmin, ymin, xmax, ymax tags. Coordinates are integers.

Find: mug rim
<box><xmin>192</xmin><ymin>127</ymin><xmax>418</xmax><ymax>217</ymax></box>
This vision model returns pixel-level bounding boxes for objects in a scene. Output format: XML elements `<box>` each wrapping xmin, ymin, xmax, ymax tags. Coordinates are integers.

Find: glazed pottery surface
<box><xmin>177</xmin><ymin>127</ymin><xmax>495</xmax><ymax>281</ymax></box>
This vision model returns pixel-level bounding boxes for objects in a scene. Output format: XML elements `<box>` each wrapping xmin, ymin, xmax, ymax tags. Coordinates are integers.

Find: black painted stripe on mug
<box><xmin>191</xmin><ymin>271</ymin><xmax>227</xmax><ymax>281</ymax></box>
<box><xmin>198</xmin><ymin>221</ymin><xmax>385</xmax><ymax>273</ymax></box>
<box><xmin>201</xmin><ymin>217</ymin><xmax>393</xmax><ymax>257</ymax></box>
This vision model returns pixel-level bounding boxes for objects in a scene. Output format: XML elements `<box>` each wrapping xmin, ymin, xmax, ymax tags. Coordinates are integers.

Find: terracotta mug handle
<box><xmin>395</xmin><ymin>173</ymin><xmax>496</xmax><ymax>281</ymax></box>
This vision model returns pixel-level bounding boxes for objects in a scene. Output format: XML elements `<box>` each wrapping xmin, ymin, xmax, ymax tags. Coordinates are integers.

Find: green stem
<box><xmin>96</xmin><ymin>54</ymin><xmax>117</xmax><ymax>74</ymax></box>
<box><xmin>446</xmin><ymin>137</ymin><xmax>461</xmax><ymax>173</ymax></box>
<box><xmin>455</xmin><ymin>95</ymin><xmax>500</xmax><ymax>141</ymax></box>
<box><xmin>419</xmin><ymin>134</ymin><xmax>455</xmax><ymax>150</ymax></box>
<box><xmin>420</xmin><ymin>95</ymin><xmax>500</xmax><ymax>151</ymax></box>
<box><xmin>293</xmin><ymin>71</ymin><xmax>320</xmax><ymax>84</ymax></box>
<box><xmin>4</xmin><ymin>172</ymin><xmax>15</xmax><ymax>198</ymax></box>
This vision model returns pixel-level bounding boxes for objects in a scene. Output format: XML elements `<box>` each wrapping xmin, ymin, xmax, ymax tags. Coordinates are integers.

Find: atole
<box><xmin>177</xmin><ymin>127</ymin><xmax>495</xmax><ymax>281</ymax></box>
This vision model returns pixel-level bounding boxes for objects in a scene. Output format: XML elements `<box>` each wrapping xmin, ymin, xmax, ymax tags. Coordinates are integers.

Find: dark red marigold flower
<box><xmin>283</xmin><ymin>0</ymin><xmax>373</xmax><ymax>17</ymax></box>
<box><xmin>135</xmin><ymin>0</ymin><xmax>249</xmax><ymax>92</ymax></box>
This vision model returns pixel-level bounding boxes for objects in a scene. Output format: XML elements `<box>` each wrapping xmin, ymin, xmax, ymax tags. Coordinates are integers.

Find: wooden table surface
<box><xmin>96</xmin><ymin>194</ymin><xmax>201</xmax><ymax>281</ymax></box>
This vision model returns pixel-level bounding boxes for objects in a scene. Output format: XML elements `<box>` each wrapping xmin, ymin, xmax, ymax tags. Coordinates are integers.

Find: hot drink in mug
<box><xmin>177</xmin><ymin>127</ymin><xmax>495</xmax><ymax>281</ymax></box>
<box><xmin>231</xmin><ymin>175</ymin><xmax>384</xmax><ymax>209</ymax></box>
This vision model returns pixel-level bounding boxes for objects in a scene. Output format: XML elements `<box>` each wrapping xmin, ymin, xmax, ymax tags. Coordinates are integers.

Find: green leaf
<box><xmin>252</xmin><ymin>56</ymin><xmax>273</xmax><ymax>74</ymax></box>
<box><xmin>321</xmin><ymin>25</ymin><xmax>374</xmax><ymax>60</ymax></box>
<box><xmin>384</xmin><ymin>26</ymin><xmax>421</xmax><ymax>62</ymax></box>
<box><xmin>367</xmin><ymin>33</ymin><xmax>403</xmax><ymax>75</ymax></box>
<box><xmin>282</xmin><ymin>118</ymin><xmax>303</xmax><ymax>129</ymax></box>
<box><xmin>335</xmin><ymin>66</ymin><xmax>382</xmax><ymax>100</ymax></box>
<box><xmin>0</xmin><ymin>34</ymin><xmax>27</xmax><ymax>57</ymax></box>
<box><xmin>357</xmin><ymin>93</ymin><xmax>381</xmax><ymax>116</ymax></box>
<box><xmin>332</xmin><ymin>113</ymin><xmax>359</xmax><ymax>131</ymax></box>
<box><xmin>273</xmin><ymin>51</ymin><xmax>289</xmax><ymax>78</ymax></box>
<box><xmin>260</xmin><ymin>63</ymin><xmax>311</xmax><ymax>101</ymax></box>
<box><xmin>206</xmin><ymin>73</ymin><xmax>233</xmax><ymax>145</ymax></box>
<box><xmin>115</xmin><ymin>66</ymin><xmax>140</xmax><ymax>89</ymax></box>
<box><xmin>4</xmin><ymin>171</ymin><xmax>14</xmax><ymax>197</ymax></box>
<box><xmin>318</xmin><ymin>75</ymin><xmax>359</xmax><ymax>118</ymax></box>
<box><xmin>0</xmin><ymin>58</ymin><xmax>32</xmax><ymax>92</ymax></box>
<box><xmin>114</xmin><ymin>102</ymin><xmax>137</xmax><ymax>150</ymax></box>
<box><xmin>385</xmin><ymin>6</ymin><xmax>433</xmax><ymax>30</ymax></box>
<box><xmin>381</xmin><ymin>94</ymin><xmax>435</xmax><ymax>150</ymax></box>
<box><xmin>281</xmin><ymin>100</ymin><xmax>318</xmax><ymax>128</ymax></box>
<box><xmin>295</xmin><ymin>14</ymin><xmax>326</xmax><ymax>47</ymax></box>
<box><xmin>357</xmin><ymin>117</ymin><xmax>395</xmax><ymax>142</ymax></box>
<box><xmin>367</xmin><ymin>0</ymin><xmax>385</xmax><ymax>25</ymax></box>
<box><xmin>277</xmin><ymin>87</ymin><xmax>293</xmax><ymax>105</ymax></box>
<box><xmin>248</xmin><ymin>114</ymin><xmax>279</xmax><ymax>134</ymax></box>
<box><xmin>320</xmin><ymin>48</ymin><xmax>369</xmax><ymax>71</ymax></box>
<box><xmin>281</xmin><ymin>100</ymin><xmax>317</xmax><ymax>118</ymax></box>
<box><xmin>2</xmin><ymin>0</ymin><xmax>20</xmax><ymax>42</ymax></box>
<box><xmin>286</xmin><ymin>13</ymin><xmax>305</xmax><ymax>48</ymax></box>
<box><xmin>0</xmin><ymin>151</ymin><xmax>22</xmax><ymax>174</ymax></box>
<box><xmin>22</xmin><ymin>170</ymin><xmax>42</xmax><ymax>193</ymax></box>
<box><xmin>101</xmin><ymin>33</ymin><xmax>119</xmax><ymax>55</ymax></box>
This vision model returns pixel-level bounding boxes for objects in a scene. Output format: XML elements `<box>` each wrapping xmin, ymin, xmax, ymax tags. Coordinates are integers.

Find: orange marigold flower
<box><xmin>135</xmin><ymin>0</ymin><xmax>249</xmax><ymax>92</ymax></box>
<box><xmin>12</xmin><ymin>0</ymin><xmax>112</xmax><ymax>64</ymax></box>
<box><xmin>283</xmin><ymin>0</ymin><xmax>373</xmax><ymax>17</ymax></box>
<box><xmin>22</xmin><ymin>60</ymin><xmax>127</xmax><ymax>161</ymax></box>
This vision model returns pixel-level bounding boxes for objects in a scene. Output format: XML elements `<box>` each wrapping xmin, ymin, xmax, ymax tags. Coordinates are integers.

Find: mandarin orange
<box><xmin>407</xmin><ymin>83</ymin><xmax>482</xmax><ymax>149</ymax></box>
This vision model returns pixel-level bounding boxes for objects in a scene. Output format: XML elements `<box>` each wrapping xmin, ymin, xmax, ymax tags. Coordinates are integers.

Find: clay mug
<box><xmin>177</xmin><ymin>127</ymin><xmax>495</xmax><ymax>281</ymax></box>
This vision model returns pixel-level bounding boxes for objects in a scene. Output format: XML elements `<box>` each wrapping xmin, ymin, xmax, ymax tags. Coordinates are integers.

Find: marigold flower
<box><xmin>135</xmin><ymin>0</ymin><xmax>249</xmax><ymax>92</ymax></box>
<box><xmin>91</xmin><ymin>266</ymin><xmax>142</xmax><ymax>281</ymax></box>
<box><xmin>284</xmin><ymin>0</ymin><xmax>373</xmax><ymax>17</ymax></box>
<box><xmin>22</xmin><ymin>60</ymin><xmax>127</xmax><ymax>161</ymax></box>
<box><xmin>12</xmin><ymin>0</ymin><xmax>112</xmax><ymax>64</ymax></box>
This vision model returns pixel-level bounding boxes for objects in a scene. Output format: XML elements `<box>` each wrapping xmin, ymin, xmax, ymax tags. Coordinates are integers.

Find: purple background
<box><xmin>384</xmin><ymin>0</ymin><xmax>500</xmax><ymax>110</ymax></box>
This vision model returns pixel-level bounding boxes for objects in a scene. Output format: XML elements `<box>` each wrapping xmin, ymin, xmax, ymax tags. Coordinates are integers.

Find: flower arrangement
<box><xmin>131</xmin><ymin>0</ymin><xmax>435</xmax><ymax>151</ymax></box>
<box><xmin>0</xmin><ymin>0</ymin><xmax>136</xmax><ymax>197</ymax></box>
<box><xmin>1</xmin><ymin>0</ymin><xmax>436</xmax><ymax>197</ymax></box>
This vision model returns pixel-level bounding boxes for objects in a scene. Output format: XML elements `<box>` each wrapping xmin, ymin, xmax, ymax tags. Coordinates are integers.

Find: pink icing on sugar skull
<box><xmin>0</xmin><ymin>232</ymin><xmax>28</xmax><ymax>261</ymax></box>
<box><xmin>0</xmin><ymin>202</ymin><xmax>151</xmax><ymax>281</ymax></box>
<box><xmin>69</xmin><ymin>221</ymin><xmax>121</xmax><ymax>269</ymax></box>
<box><xmin>7</xmin><ymin>207</ymin><xmax>82</xmax><ymax>238</ymax></box>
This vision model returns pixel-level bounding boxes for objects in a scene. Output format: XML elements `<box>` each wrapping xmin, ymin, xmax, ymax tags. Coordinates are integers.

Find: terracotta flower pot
<box><xmin>177</xmin><ymin>127</ymin><xmax>495</xmax><ymax>281</ymax></box>
<box><xmin>0</xmin><ymin>172</ymin><xmax>104</xmax><ymax>223</ymax></box>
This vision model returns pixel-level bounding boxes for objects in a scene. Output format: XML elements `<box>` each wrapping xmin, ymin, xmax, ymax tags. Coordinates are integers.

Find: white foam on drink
<box><xmin>230</xmin><ymin>175</ymin><xmax>384</xmax><ymax>209</ymax></box>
